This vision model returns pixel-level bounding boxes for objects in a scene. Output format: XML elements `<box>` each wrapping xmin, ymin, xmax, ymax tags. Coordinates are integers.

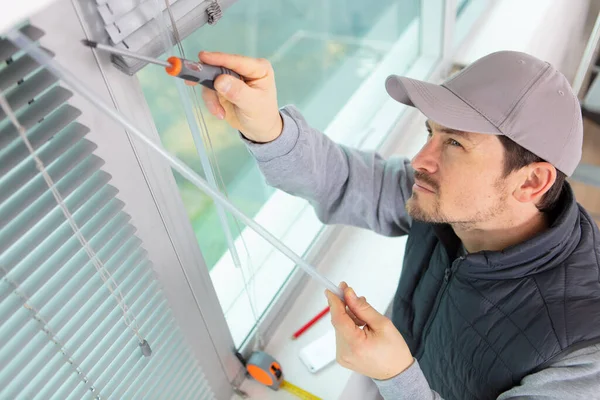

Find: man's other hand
<box><xmin>188</xmin><ymin>52</ymin><xmax>283</xmax><ymax>143</ymax></box>
<box><xmin>325</xmin><ymin>282</ymin><xmax>414</xmax><ymax>380</ymax></box>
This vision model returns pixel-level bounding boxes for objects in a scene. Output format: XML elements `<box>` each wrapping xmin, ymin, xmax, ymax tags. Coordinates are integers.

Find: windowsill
<box><xmin>237</xmin><ymin>228</ymin><xmax>408</xmax><ymax>400</ymax></box>
<box><xmin>232</xmin><ymin>108</ymin><xmax>428</xmax><ymax>399</ymax></box>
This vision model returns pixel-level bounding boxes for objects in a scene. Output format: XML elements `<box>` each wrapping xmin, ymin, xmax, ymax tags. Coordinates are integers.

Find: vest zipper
<box><xmin>416</xmin><ymin>256</ymin><xmax>463</xmax><ymax>359</ymax></box>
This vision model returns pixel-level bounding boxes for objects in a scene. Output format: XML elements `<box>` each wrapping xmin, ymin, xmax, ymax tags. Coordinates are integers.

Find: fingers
<box><xmin>199</xmin><ymin>51</ymin><xmax>272</xmax><ymax>80</ymax></box>
<box><xmin>343</xmin><ymin>287</ymin><xmax>387</xmax><ymax>329</ymax></box>
<box><xmin>201</xmin><ymin>87</ymin><xmax>225</xmax><ymax>119</ymax></box>
<box><xmin>338</xmin><ymin>282</ymin><xmax>365</xmax><ymax>326</ymax></box>
<box><xmin>325</xmin><ymin>289</ymin><xmax>359</xmax><ymax>340</ymax></box>
<box><xmin>346</xmin><ymin>307</ymin><xmax>366</xmax><ymax>327</ymax></box>
<box><xmin>213</xmin><ymin>74</ymin><xmax>254</xmax><ymax>109</ymax></box>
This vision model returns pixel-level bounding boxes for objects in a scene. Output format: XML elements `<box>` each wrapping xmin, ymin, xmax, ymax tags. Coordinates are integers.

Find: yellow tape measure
<box><xmin>280</xmin><ymin>380</ymin><xmax>322</xmax><ymax>400</ymax></box>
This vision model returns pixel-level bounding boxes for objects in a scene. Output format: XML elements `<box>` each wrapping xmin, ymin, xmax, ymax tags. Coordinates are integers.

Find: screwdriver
<box><xmin>81</xmin><ymin>40</ymin><xmax>241</xmax><ymax>90</ymax></box>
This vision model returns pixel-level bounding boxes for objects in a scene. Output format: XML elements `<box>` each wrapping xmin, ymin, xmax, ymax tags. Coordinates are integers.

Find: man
<box><xmin>197</xmin><ymin>50</ymin><xmax>600</xmax><ymax>399</ymax></box>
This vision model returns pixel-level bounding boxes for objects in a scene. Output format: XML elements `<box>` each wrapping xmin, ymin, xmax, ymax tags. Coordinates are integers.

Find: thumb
<box><xmin>344</xmin><ymin>288</ymin><xmax>387</xmax><ymax>328</ymax></box>
<box><xmin>214</xmin><ymin>74</ymin><xmax>252</xmax><ymax>108</ymax></box>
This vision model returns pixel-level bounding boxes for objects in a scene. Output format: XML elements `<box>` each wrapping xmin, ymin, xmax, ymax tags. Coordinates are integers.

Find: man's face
<box><xmin>406</xmin><ymin>120</ymin><xmax>512</xmax><ymax>228</ymax></box>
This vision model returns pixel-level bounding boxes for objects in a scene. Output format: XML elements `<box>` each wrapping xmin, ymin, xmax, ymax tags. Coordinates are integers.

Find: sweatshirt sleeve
<box><xmin>242</xmin><ymin>105</ymin><xmax>414</xmax><ymax>237</ymax></box>
<box><xmin>373</xmin><ymin>360</ymin><xmax>443</xmax><ymax>400</ymax></box>
<box><xmin>372</xmin><ymin>344</ymin><xmax>600</xmax><ymax>400</ymax></box>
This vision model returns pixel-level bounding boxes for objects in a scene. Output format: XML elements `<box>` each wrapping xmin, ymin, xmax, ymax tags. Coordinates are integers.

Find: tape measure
<box><xmin>280</xmin><ymin>380</ymin><xmax>322</xmax><ymax>400</ymax></box>
<box><xmin>244</xmin><ymin>351</ymin><xmax>322</xmax><ymax>400</ymax></box>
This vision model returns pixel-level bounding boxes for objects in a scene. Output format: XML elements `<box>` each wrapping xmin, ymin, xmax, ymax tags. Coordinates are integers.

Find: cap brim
<box><xmin>385</xmin><ymin>75</ymin><xmax>501</xmax><ymax>135</ymax></box>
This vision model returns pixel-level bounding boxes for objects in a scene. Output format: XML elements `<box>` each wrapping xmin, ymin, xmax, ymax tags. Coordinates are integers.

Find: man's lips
<box><xmin>413</xmin><ymin>180</ymin><xmax>435</xmax><ymax>193</ymax></box>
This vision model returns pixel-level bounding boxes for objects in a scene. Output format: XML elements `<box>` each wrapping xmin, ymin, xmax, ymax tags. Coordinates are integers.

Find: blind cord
<box><xmin>0</xmin><ymin>92</ymin><xmax>152</xmax><ymax>358</ymax></box>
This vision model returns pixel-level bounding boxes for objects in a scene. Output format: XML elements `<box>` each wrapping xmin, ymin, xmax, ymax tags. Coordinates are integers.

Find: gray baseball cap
<box><xmin>385</xmin><ymin>50</ymin><xmax>583</xmax><ymax>176</ymax></box>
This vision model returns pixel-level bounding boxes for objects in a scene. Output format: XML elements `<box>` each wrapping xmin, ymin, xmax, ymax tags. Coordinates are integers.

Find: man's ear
<box><xmin>513</xmin><ymin>162</ymin><xmax>556</xmax><ymax>204</ymax></box>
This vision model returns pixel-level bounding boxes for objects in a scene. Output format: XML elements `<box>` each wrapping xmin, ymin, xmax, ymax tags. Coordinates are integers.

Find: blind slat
<box><xmin>0</xmin><ymin>332</ymin><xmax>53</xmax><ymax>391</ymax></box>
<box><xmin>3</xmin><ymin>254</ymin><xmax>149</xmax><ymax>396</ymax></box>
<box><xmin>15</xmin><ymin>351</ymin><xmax>74</xmax><ymax>400</ymax></box>
<box><xmin>0</xmin><ymin>69</ymin><xmax>57</xmax><ymax>122</ymax></box>
<box><xmin>0</xmin><ymin>203</ymin><xmax>124</xmax><ymax>343</ymax></box>
<box><xmin>104</xmin><ymin>0</ymin><xmax>189</xmax><ymax>44</ymax></box>
<box><xmin>79</xmin><ymin>272</ymin><xmax>155</xmax><ymax>372</ymax></box>
<box><xmin>49</xmin><ymin>372</ymin><xmax>89</xmax><ymax>400</ymax></box>
<box><xmin>58</xmin><ymin>241</ymin><xmax>143</xmax><ymax>350</ymax></box>
<box><xmin>0</xmin><ymin>140</ymin><xmax>98</xmax><ymax>212</ymax></box>
<box><xmin>89</xmin><ymin>286</ymin><xmax>164</xmax><ymax>390</ymax></box>
<box><xmin>63</xmin><ymin>380</ymin><xmax>94</xmax><ymax>400</ymax></box>
<box><xmin>0</xmin><ymin>171</ymin><xmax>109</xmax><ymax>269</ymax></box>
<box><xmin>0</xmin><ymin>49</ymin><xmax>53</xmax><ymax>93</ymax></box>
<box><xmin>0</xmin><ymin>104</ymin><xmax>80</xmax><ymax>155</ymax></box>
<box><xmin>98</xmin><ymin>0</ymin><xmax>184</xmax><ymax>25</ymax></box>
<box><xmin>0</xmin><ymin>127</ymin><xmax>92</xmax><ymax>242</ymax></box>
<box><xmin>170</xmin><ymin>358</ymin><xmax>201</xmax><ymax>400</ymax></box>
<box><xmin>27</xmin><ymin>215</ymin><xmax>131</xmax><ymax>320</ymax></box>
<box><xmin>72</xmin><ymin>286</ymin><xmax>161</xmax><ymax>385</ymax></box>
<box><xmin>0</xmin><ymin>173</ymin><xmax>116</xmax><ymax>272</ymax></box>
<box><xmin>58</xmin><ymin>250</ymin><xmax>148</xmax><ymax>347</ymax></box>
<box><xmin>0</xmin><ymin>174</ymin><xmax>112</xmax><ymax>322</ymax></box>
<box><xmin>134</xmin><ymin>336</ymin><xmax>189</xmax><ymax>400</ymax></box>
<box><xmin>41</xmin><ymin>210</ymin><xmax>131</xmax><ymax>326</ymax></box>
<box><xmin>31</xmin><ymin>353</ymin><xmax>89</xmax><ymax>400</ymax></box>
<box><xmin>187</xmin><ymin>376</ymin><xmax>213</xmax><ymax>400</ymax></box>
<box><xmin>106</xmin><ymin>300</ymin><xmax>173</xmax><ymax>399</ymax></box>
<box><xmin>0</xmin><ymin>86</ymin><xmax>72</xmax><ymax>138</ymax></box>
<box><xmin>0</xmin><ymin>25</ymin><xmax>44</xmax><ymax>61</ymax></box>
<box><xmin>0</xmin><ymin>136</ymin><xmax>92</xmax><ymax>213</ymax></box>
<box><xmin>29</xmin><ymin>223</ymin><xmax>135</xmax><ymax>314</ymax></box>
<box><xmin>121</xmin><ymin>326</ymin><xmax>182</xmax><ymax>399</ymax></box>
<box><xmin>0</xmin><ymin>156</ymin><xmax>103</xmax><ymax>243</ymax></box>
<box><xmin>0</xmin><ymin>320</ymin><xmax>40</xmax><ymax>380</ymax></box>
<box><xmin>101</xmin><ymin>298</ymin><xmax>168</xmax><ymax>397</ymax></box>
<box><xmin>0</xmin><ymin>119</ymin><xmax>87</xmax><ymax>178</ymax></box>
<box><xmin>72</xmin><ymin>273</ymin><xmax>155</xmax><ymax>375</ymax></box>
<box><xmin>154</xmin><ymin>354</ymin><xmax>197</xmax><ymax>399</ymax></box>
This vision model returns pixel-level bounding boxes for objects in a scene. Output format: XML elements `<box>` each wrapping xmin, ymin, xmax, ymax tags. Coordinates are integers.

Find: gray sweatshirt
<box><xmin>243</xmin><ymin>105</ymin><xmax>600</xmax><ymax>399</ymax></box>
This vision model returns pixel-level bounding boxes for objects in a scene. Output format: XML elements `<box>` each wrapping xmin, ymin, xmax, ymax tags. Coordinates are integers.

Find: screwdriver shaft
<box><xmin>93</xmin><ymin>42</ymin><xmax>171</xmax><ymax>68</ymax></box>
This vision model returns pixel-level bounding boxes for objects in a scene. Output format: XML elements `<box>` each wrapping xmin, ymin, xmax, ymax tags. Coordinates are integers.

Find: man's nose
<box><xmin>411</xmin><ymin>140</ymin><xmax>439</xmax><ymax>174</ymax></box>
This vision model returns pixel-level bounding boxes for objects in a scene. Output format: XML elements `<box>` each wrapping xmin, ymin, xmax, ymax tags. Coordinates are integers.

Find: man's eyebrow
<box><xmin>425</xmin><ymin>120</ymin><xmax>473</xmax><ymax>141</ymax></box>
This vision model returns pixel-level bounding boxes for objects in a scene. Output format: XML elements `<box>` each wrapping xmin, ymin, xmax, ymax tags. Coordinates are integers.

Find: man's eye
<box><xmin>447</xmin><ymin>139</ymin><xmax>462</xmax><ymax>147</ymax></box>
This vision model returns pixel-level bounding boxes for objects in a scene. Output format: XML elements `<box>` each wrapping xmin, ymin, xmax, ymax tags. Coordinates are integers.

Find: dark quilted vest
<box><xmin>391</xmin><ymin>184</ymin><xmax>600</xmax><ymax>400</ymax></box>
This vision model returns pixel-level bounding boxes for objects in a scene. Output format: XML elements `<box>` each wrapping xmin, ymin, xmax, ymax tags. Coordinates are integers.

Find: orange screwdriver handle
<box><xmin>165</xmin><ymin>56</ymin><xmax>241</xmax><ymax>90</ymax></box>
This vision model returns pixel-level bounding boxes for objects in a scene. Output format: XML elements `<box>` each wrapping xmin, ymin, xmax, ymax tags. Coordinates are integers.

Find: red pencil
<box><xmin>291</xmin><ymin>306</ymin><xmax>330</xmax><ymax>339</ymax></box>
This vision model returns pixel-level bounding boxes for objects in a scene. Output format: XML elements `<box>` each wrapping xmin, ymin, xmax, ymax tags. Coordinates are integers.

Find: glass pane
<box><xmin>137</xmin><ymin>0</ymin><xmax>422</xmax><ymax>346</ymax></box>
<box><xmin>454</xmin><ymin>0</ymin><xmax>490</xmax><ymax>50</ymax></box>
<box><xmin>457</xmin><ymin>0</ymin><xmax>470</xmax><ymax>16</ymax></box>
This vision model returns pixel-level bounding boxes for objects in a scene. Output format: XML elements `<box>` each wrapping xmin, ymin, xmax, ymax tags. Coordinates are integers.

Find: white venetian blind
<box><xmin>95</xmin><ymin>0</ymin><xmax>238</xmax><ymax>74</ymax></box>
<box><xmin>0</xmin><ymin>25</ymin><xmax>216</xmax><ymax>400</ymax></box>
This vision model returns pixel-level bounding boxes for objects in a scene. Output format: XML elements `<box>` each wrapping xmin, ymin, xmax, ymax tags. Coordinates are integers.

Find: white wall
<box><xmin>0</xmin><ymin>0</ymin><xmax>58</xmax><ymax>34</ymax></box>
<box><xmin>454</xmin><ymin>0</ymin><xmax>590</xmax><ymax>79</ymax></box>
